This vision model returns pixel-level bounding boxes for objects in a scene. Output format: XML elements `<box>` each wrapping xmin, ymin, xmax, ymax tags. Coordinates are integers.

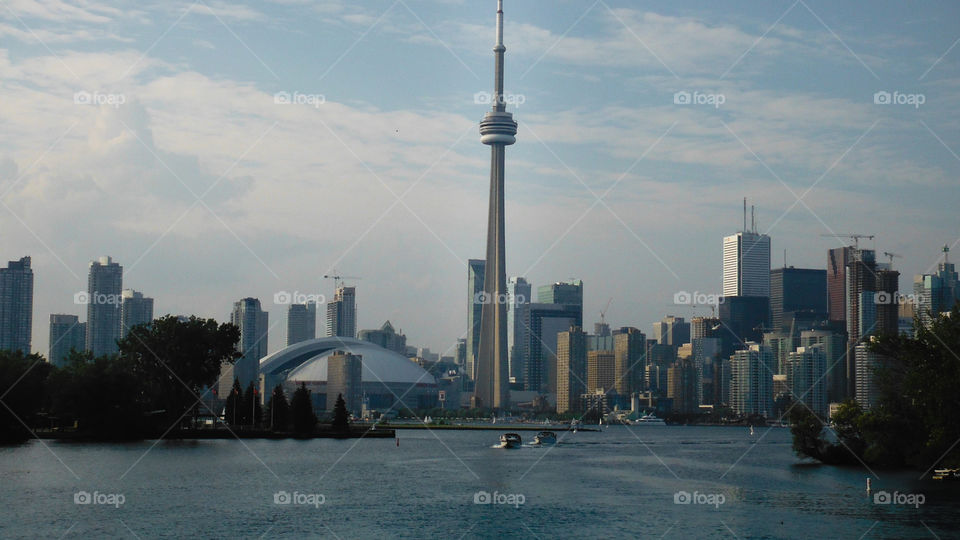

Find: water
<box><xmin>1</xmin><ymin>426</ymin><xmax>956</xmax><ymax>538</ymax></box>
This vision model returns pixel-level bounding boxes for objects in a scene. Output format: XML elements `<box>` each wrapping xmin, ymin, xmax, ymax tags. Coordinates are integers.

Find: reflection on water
<box><xmin>1</xmin><ymin>426</ymin><xmax>956</xmax><ymax>539</ymax></box>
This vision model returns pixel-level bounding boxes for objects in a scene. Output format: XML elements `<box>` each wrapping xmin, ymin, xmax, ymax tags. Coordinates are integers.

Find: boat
<box><xmin>532</xmin><ymin>431</ymin><xmax>557</xmax><ymax>445</ymax></box>
<box><xmin>634</xmin><ymin>413</ymin><xmax>666</xmax><ymax>425</ymax></box>
<box><xmin>932</xmin><ymin>468</ymin><xmax>960</xmax><ymax>481</ymax></box>
<box><xmin>498</xmin><ymin>433</ymin><xmax>522</xmax><ymax>449</ymax></box>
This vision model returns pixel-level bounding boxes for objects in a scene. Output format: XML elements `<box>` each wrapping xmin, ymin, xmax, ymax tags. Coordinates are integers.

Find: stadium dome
<box><xmin>259</xmin><ymin>337</ymin><xmax>438</xmax><ymax>412</ymax></box>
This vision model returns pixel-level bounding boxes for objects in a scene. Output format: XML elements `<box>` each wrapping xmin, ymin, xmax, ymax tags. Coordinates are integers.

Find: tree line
<box><xmin>0</xmin><ymin>315</ymin><xmax>331</xmax><ymax>442</ymax></box>
<box><xmin>790</xmin><ymin>306</ymin><xmax>960</xmax><ymax>470</ymax></box>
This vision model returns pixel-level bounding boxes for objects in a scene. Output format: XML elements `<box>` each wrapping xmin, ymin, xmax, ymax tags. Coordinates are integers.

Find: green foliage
<box><xmin>0</xmin><ymin>350</ymin><xmax>52</xmax><ymax>442</ymax></box>
<box><xmin>791</xmin><ymin>306</ymin><xmax>960</xmax><ymax>469</ymax></box>
<box><xmin>290</xmin><ymin>383</ymin><xmax>316</xmax><ymax>434</ymax></box>
<box><xmin>224</xmin><ymin>378</ymin><xmax>244</xmax><ymax>426</ymax></box>
<box><xmin>118</xmin><ymin>315</ymin><xmax>240</xmax><ymax>429</ymax></box>
<box><xmin>47</xmin><ymin>352</ymin><xmax>145</xmax><ymax>439</ymax></box>
<box><xmin>265</xmin><ymin>384</ymin><xmax>290</xmax><ymax>431</ymax></box>
<box><xmin>332</xmin><ymin>394</ymin><xmax>349</xmax><ymax>432</ymax></box>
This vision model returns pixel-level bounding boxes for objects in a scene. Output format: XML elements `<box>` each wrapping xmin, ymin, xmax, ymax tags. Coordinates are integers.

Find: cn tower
<box><xmin>474</xmin><ymin>0</ymin><xmax>516</xmax><ymax>410</ymax></box>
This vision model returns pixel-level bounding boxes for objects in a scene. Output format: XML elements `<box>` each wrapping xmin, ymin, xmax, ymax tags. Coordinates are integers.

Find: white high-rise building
<box><xmin>220</xmin><ymin>297</ymin><xmax>268</xmax><ymax>396</ymax></box>
<box><xmin>86</xmin><ymin>256</ymin><xmax>123</xmax><ymax>357</ymax></box>
<box><xmin>120</xmin><ymin>289</ymin><xmax>154</xmax><ymax>337</ymax></box>
<box><xmin>326</xmin><ymin>286</ymin><xmax>356</xmax><ymax>339</ymax></box>
<box><xmin>785</xmin><ymin>345</ymin><xmax>827</xmax><ymax>418</ymax></box>
<box><xmin>729</xmin><ymin>342</ymin><xmax>775</xmax><ymax>417</ymax></box>
<box><xmin>723</xmin><ymin>231</ymin><xmax>771</xmax><ymax>298</ymax></box>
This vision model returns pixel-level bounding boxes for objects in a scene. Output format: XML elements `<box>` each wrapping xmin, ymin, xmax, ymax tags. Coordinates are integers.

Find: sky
<box><xmin>2</xmin><ymin>0</ymin><xmax>959</xmax><ymax>359</ymax></box>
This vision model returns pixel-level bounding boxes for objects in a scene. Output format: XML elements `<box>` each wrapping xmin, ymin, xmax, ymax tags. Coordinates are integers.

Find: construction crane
<box><xmin>323</xmin><ymin>273</ymin><xmax>361</xmax><ymax>289</ymax></box>
<box><xmin>599</xmin><ymin>298</ymin><xmax>613</xmax><ymax>327</ymax></box>
<box><xmin>821</xmin><ymin>233</ymin><xmax>875</xmax><ymax>249</ymax></box>
<box><xmin>882</xmin><ymin>251</ymin><xmax>902</xmax><ymax>266</ymax></box>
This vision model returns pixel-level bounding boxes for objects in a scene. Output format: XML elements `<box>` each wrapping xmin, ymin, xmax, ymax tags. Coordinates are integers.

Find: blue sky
<box><xmin>2</xmin><ymin>0</ymin><xmax>959</xmax><ymax>357</ymax></box>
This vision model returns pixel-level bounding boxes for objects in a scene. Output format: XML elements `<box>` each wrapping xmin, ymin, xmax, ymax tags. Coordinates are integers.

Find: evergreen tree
<box><xmin>224</xmin><ymin>378</ymin><xmax>244</xmax><ymax>426</ymax></box>
<box><xmin>291</xmin><ymin>383</ymin><xmax>316</xmax><ymax>434</ymax></box>
<box><xmin>265</xmin><ymin>384</ymin><xmax>290</xmax><ymax>431</ymax></box>
<box><xmin>332</xmin><ymin>393</ymin><xmax>350</xmax><ymax>432</ymax></box>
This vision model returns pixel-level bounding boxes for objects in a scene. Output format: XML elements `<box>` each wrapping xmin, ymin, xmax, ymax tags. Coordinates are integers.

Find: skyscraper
<box><xmin>845</xmin><ymin>249</ymin><xmax>876</xmax><ymax>397</ymax></box>
<box><xmin>913</xmin><ymin>245</ymin><xmax>960</xmax><ymax>327</ymax></box>
<box><xmin>538</xmin><ymin>280</ymin><xmax>584</xmax><ymax>308</ymax></box>
<box><xmin>221</xmin><ymin>297</ymin><xmax>268</xmax><ymax>395</ymax></box>
<box><xmin>0</xmin><ymin>256</ymin><xmax>33</xmax><ymax>353</ymax></box>
<box><xmin>120</xmin><ymin>289</ymin><xmax>154</xmax><ymax>337</ymax></box>
<box><xmin>358</xmin><ymin>320</ymin><xmax>406</xmax><ymax>354</ymax></box>
<box><xmin>86</xmin><ymin>256</ymin><xmax>123</xmax><ymax>357</ymax></box>
<box><xmin>722</xmin><ymin>230</ymin><xmax>771</xmax><ymax>298</ymax></box>
<box><xmin>854</xmin><ymin>339</ymin><xmax>884</xmax><ymax>409</ymax></box>
<box><xmin>586</xmin><ymin>350</ymin><xmax>615</xmax><ymax>393</ymax></box>
<box><xmin>522</xmin><ymin>303</ymin><xmax>579</xmax><ymax>392</ymax></box>
<box><xmin>613</xmin><ymin>327</ymin><xmax>646</xmax><ymax>396</ymax></box>
<box><xmin>474</xmin><ymin>0</ymin><xmax>517</xmax><ymax>410</ymax></box>
<box><xmin>49</xmin><ymin>314</ymin><xmax>84</xmax><ymax>367</ymax></box>
<box><xmin>326</xmin><ymin>286</ymin><xmax>356</xmax><ymax>339</ymax></box>
<box><xmin>466</xmin><ymin>259</ymin><xmax>485</xmax><ymax>381</ymax></box>
<box><xmin>800</xmin><ymin>329</ymin><xmax>847</xmax><ymax>404</ymax></box>
<box><xmin>729</xmin><ymin>342</ymin><xmax>775</xmax><ymax>417</ymax></box>
<box><xmin>785</xmin><ymin>345</ymin><xmax>827</xmax><ymax>418</ymax></box>
<box><xmin>556</xmin><ymin>326</ymin><xmax>586</xmax><ymax>414</ymax></box>
<box><xmin>651</xmin><ymin>315</ymin><xmax>690</xmax><ymax>346</ymax></box>
<box><xmin>507</xmin><ymin>276</ymin><xmax>531</xmax><ymax>384</ymax></box>
<box><xmin>770</xmin><ymin>267</ymin><xmax>827</xmax><ymax>332</ymax></box>
<box><xmin>287</xmin><ymin>302</ymin><xmax>317</xmax><ymax>346</ymax></box>
<box><xmin>667</xmin><ymin>359</ymin><xmax>699</xmax><ymax>414</ymax></box>
<box><xmin>827</xmin><ymin>246</ymin><xmax>856</xmax><ymax>323</ymax></box>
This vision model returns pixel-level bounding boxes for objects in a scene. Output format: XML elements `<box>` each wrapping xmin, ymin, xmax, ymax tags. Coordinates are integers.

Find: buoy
<box><xmin>866</xmin><ymin>478</ymin><xmax>871</xmax><ymax>493</ymax></box>
<box><xmin>396</xmin><ymin>437</ymin><xmax>399</xmax><ymax>447</ymax></box>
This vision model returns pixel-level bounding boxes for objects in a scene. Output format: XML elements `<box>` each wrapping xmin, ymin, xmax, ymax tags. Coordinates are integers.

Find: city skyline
<box><xmin>1</xmin><ymin>1</ymin><xmax>959</xmax><ymax>361</ymax></box>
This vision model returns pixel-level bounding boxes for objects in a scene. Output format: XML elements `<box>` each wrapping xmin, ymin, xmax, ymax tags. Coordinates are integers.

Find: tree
<box><xmin>119</xmin><ymin>315</ymin><xmax>240</xmax><ymax>430</ymax></box>
<box><xmin>265</xmin><ymin>384</ymin><xmax>290</xmax><ymax>431</ymax></box>
<box><xmin>291</xmin><ymin>383</ymin><xmax>316</xmax><ymax>434</ymax></box>
<box><xmin>224</xmin><ymin>378</ymin><xmax>244</xmax><ymax>427</ymax></box>
<box><xmin>790</xmin><ymin>305</ymin><xmax>960</xmax><ymax>469</ymax></box>
<box><xmin>0</xmin><ymin>350</ymin><xmax>52</xmax><ymax>442</ymax></box>
<box><xmin>47</xmin><ymin>352</ymin><xmax>146</xmax><ymax>439</ymax></box>
<box><xmin>332</xmin><ymin>394</ymin><xmax>350</xmax><ymax>433</ymax></box>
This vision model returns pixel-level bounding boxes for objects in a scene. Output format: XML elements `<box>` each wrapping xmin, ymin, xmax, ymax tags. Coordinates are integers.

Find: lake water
<box><xmin>1</xmin><ymin>426</ymin><xmax>955</xmax><ymax>538</ymax></box>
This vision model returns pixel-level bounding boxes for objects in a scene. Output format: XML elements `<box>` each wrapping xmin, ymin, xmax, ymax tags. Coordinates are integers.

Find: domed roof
<box><xmin>260</xmin><ymin>337</ymin><xmax>435</xmax><ymax>386</ymax></box>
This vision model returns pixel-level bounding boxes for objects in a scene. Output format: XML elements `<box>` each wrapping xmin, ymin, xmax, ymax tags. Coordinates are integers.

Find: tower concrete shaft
<box><xmin>475</xmin><ymin>0</ymin><xmax>516</xmax><ymax>410</ymax></box>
